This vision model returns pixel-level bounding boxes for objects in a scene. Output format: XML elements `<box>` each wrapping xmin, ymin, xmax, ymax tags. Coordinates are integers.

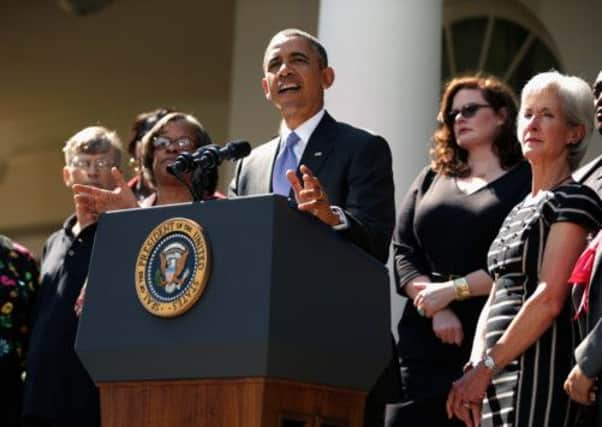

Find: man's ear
<box><xmin>261</xmin><ymin>77</ymin><xmax>271</xmax><ymax>101</ymax></box>
<box><xmin>63</xmin><ymin>166</ymin><xmax>73</xmax><ymax>188</ymax></box>
<box><xmin>321</xmin><ymin>67</ymin><xmax>335</xmax><ymax>90</ymax></box>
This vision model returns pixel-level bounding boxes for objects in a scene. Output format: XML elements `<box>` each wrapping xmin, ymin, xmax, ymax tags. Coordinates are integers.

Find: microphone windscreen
<box><xmin>226</xmin><ymin>140</ymin><xmax>251</xmax><ymax>159</ymax></box>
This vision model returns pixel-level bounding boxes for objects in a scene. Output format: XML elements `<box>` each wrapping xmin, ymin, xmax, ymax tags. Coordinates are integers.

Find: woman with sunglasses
<box><xmin>387</xmin><ymin>75</ymin><xmax>530</xmax><ymax>426</ymax></box>
<box><xmin>446</xmin><ymin>71</ymin><xmax>602</xmax><ymax>427</ymax></box>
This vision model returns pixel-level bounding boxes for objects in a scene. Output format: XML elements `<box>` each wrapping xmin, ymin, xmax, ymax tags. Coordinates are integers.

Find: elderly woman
<box><xmin>73</xmin><ymin>111</ymin><xmax>223</xmax><ymax>213</ymax></box>
<box><xmin>388</xmin><ymin>75</ymin><xmax>530</xmax><ymax>426</ymax></box>
<box><xmin>446</xmin><ymin>71</ymin><xmax>602</xmax><ymax>427</ymax></box>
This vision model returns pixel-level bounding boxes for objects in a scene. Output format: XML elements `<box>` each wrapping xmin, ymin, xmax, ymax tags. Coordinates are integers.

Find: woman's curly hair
<box><xmin>431</xmin><ymin>75</ymin><xmax>523</xmax><ymax>177</ymax></box>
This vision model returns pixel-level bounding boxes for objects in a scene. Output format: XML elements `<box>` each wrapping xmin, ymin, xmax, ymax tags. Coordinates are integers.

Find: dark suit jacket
<box><xmin>573</xmin><ymin>155</ymin><xmax>602</xmax><ymax>423</ymax></box>
<box><xmin>228</xmin><ymin>111</ymin><xmax>396</xmax><ymax>263</ymax></box>
<box><xmin>574</xmin><ymin>155</ymin><xmax>602</xmax><ymax>193</ymax></box>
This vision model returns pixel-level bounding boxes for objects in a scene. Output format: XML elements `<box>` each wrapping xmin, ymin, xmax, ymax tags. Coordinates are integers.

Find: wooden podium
<box><xmin>75</xmin><ymin>195</ymin><xmax>391</xmax><ymax>426</ymax></box>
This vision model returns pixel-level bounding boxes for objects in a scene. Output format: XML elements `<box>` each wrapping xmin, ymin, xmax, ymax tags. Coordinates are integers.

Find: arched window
<box><xmin>442</xmin><ymin>0</ymin><xmax>562</xmax><ymax>95</ymax></box>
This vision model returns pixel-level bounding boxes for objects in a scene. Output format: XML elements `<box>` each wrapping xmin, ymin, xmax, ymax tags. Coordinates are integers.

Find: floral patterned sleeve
<box><xmin>0</xmin><ymin>235</ymin><xmax>39</xmax><ymax>370</ymax></box>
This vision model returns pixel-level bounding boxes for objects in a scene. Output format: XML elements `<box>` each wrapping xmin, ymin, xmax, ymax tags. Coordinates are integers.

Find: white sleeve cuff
<box><xmin>330</xmin><ymin>205</ymin><xmax>350</xmax><ymax>231</ymax></box>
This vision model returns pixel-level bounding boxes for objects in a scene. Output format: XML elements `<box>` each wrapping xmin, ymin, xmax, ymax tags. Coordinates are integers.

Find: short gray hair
<box><xmin>520</xmin><ymin>71</ymin><xmax>594</xmax><ymax>171</ymax></box>
<box><xmin>63</xmin><ymin>126</ymin><xmax>122</xmax><ymax>167</ymax></box>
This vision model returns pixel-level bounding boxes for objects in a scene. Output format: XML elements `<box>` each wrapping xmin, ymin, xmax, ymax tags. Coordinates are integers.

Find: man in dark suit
<box><xmin>574</xmin><ymin>71</ymin><xmax>602</xmax><ymax>192</ymax></box>
<box><xmin>565</xmin><ymin>70</ymin><xmax>602</xmax><ymax>425</ymax></box>
<box><xmin>228</xmin><ymin>28</ymin><xmax>395</xmax><ymax>263</ymax></box>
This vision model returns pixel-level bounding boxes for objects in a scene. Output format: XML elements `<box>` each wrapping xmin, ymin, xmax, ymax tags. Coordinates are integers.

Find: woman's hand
<box><xmin>449</xmin><ymin>400</ymin><xmax>481</xmax><ymax>427</ymax></box>
<box><xmin>74</xmin><ymin>282</ymin><xmax>87</xmax><ymax>317</ymax></box>
<box><xmin>432</xmin><ymin>308</ymin><xmax>464</xmax><ymax>345</ymax></box>
<box><xmin>414</xmin><ymin>281</ymin><xmax>456</xmax><ymax>317</ymax></box>
<box><xmin>446</xmin><ymin>363</ymin><xmax>492</xmax><ymax>422</ymax></box>
<box><xmin>564</xmin><ymin>364</ymin><xmax>597</xmax><ymax>405</ymax></box>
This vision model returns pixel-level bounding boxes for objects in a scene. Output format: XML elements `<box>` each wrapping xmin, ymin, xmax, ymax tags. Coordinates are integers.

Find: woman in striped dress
<box><xmin>446</xmin><ymin>71</ymin><xmax>602</xmax><ymax>427</ymax></box>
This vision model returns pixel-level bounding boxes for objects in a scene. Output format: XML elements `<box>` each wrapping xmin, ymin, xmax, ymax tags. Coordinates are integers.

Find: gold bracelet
<box><xmin>453</xmin><ymin>277</ymin><xmax>471</xmax><ymax>300</ymax></box>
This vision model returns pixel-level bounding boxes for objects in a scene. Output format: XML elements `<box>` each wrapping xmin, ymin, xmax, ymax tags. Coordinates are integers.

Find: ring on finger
<box><xmin>416</xmin><ymin>306</ymin><xmax>425</xmax><ymax>317</ymax></box>
<box><xmin>463</xmin><ymin>402</ymin><xmax>471</xmax><ymax>408</ymax></box>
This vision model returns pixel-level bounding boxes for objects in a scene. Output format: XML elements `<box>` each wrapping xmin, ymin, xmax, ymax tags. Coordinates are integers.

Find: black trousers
<box><xmin>384</xmin><ymin>358</ymin><xmax>465</xmax><ymax>427</ymax></box>
<box><xmin>363</xmin><ymin>336</ymin><xmax>403</xmax><ymax>427</ymax></box>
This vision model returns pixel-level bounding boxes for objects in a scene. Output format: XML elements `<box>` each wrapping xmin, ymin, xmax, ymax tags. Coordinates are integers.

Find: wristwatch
<box><xmin>482</xmin><ymin>354</ymin><xmax>497</xmax><ymax>373</ymax></box>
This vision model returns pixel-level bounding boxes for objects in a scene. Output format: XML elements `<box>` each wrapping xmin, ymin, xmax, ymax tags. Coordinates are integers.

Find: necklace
<box><xmin>548</xmin><ymin>175</ymin><xmax>573</xmax><ymax>190</ymax></box>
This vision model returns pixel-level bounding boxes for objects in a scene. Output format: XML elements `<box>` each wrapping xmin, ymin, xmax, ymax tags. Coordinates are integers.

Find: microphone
<box><xmin>167</xmin><ymin>140</ymin><xmax>251</xmax><ymax>176</ymax></box>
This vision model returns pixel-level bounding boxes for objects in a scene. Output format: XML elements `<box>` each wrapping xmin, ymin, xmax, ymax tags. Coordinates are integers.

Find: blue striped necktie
<box><xmin>272</xmin><ymin>132</ymin><xmax>300</xmax><ymax>196</ymax></box>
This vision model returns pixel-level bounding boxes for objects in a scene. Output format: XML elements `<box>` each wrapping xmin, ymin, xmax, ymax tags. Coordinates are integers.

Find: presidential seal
<box><xmin>135</xmin><ymin>218</ymin><xmax>210</xmax><ymax>317</ymax></box>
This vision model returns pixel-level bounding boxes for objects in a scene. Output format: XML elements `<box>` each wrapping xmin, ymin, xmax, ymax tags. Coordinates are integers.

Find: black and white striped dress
<box><xmin>482</xmin><ymin>183</ymin><xmax>602</xmax><ymax>427</ymax></box>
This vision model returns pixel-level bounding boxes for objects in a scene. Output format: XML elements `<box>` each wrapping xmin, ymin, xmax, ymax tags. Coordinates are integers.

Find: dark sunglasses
<box><xmin>446</xmin><ymin>103</ymin><xmax>493</xmax><ymax>124</ymax></box>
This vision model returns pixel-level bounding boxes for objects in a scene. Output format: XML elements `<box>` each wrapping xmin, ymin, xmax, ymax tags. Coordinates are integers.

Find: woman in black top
<box><xmin>388</xmin><ymin>75</ymin><xmax>531</xmax><ymax>426</ymax></box>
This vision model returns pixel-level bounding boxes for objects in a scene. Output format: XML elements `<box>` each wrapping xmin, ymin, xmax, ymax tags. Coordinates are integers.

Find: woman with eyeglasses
<box><xmin>137</xmin><ymin>111</ymin><xmax>224</xmax><ymax>206</ymax></box>
<box><xmin>71</xmin><ymin>112</ymin><xmax>224</xmax><ymax>318</ymax></box>
<box><xmin>126</xmin><ymin>108</ymin><xmax>174</xmax><ymax>201</ymax></box>
<box><xmin>446</xmin><ymin>71</ymin><xmax>602</xmax><ymax>427</ymax></box>
<box><xmin>72</xmin><ymin>111</ymin><xmax>224</xmax><ymax>215</ymax></box>
<box><xmin>386</xmin><ymin>76</ymin><xmax>531</xmax><ymax>426</ymax></box>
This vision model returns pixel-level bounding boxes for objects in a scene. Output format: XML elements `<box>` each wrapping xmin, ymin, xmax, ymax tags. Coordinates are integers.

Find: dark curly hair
<box><xmin>431</xmin><ymin>75</ymin><xmax>523</xmax><ymax>177</ymax></box>
<box><xmin>127</xmin><ymin>108</ymin><xmax>174</xmax><ymax>158</ymax></box>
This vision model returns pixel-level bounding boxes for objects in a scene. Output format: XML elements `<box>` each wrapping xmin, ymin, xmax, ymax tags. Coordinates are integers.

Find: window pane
<box><xmin>443</xmin><ymin>15</ymin><xmax>562</xmax><ymax>97</ymax></box>
<box><xmin>452</xmin><ymin>17</ymin><xmax>488</xmax><ymax>72</ymax></box>
<box><xmin>508</xmin><ymin>39</ymin><xmax>562</xmax><ymax>93</ymax></box>
<box><xmin>485</xmin><ymin>19</ymin><xmax>528</xmax><ymax>76</ymax></box>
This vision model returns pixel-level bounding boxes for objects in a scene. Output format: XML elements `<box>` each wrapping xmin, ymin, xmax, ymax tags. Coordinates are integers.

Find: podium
<box><xmin>75</xmin><ymin>195</ymin><xmax>391</xmax><ymax>426</ymax></box>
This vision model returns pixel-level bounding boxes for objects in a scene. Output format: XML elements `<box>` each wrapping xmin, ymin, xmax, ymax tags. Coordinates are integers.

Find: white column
<box><xmin>318</xmin><ymin>0</ymin><xmax>442</xmax><ymax>332</ymax></box>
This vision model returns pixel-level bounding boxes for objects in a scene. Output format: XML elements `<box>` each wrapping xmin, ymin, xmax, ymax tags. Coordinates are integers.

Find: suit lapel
<box><xmin>256</xmin><ymin>136</ymin><xmax>280</xmax><ymax>194</ymax></box>
<box><xmin>574</xmin><ymin>155</ymin><xmax>602</xmax><ymax>184</ymax></box>
<box><xmin>297</xmin><ymin>111</ymin><xmax>337</xmax><ymax>179</ymax></box>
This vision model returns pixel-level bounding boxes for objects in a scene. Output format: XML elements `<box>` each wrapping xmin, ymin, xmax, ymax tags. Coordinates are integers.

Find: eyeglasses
<box><xmin>152</xmin><ymin>136</ymin><xmax>195</xmax><ymax>151</ymax></box>
<box><xmin>446</xmin><ymin>103</ymin><xmax>493</xmax><ymax>124</ymax></box>
<box><xmin>70</xmin><ymin>157</ymin><xmax>114</xmax><ymax>170</ymax></box>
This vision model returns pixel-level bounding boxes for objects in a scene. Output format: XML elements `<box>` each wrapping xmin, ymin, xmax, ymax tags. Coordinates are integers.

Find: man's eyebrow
<box><xmin>266</xmin><ymin>55</ymin><xmax>281</xmax><ymax>65</ymax></box>
<box><xmin>290</xmin><ymin>51</ymin><xmax>310</xmax><ymax>60</ymax></box>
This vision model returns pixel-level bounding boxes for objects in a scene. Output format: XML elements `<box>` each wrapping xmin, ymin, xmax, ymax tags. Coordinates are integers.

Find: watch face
<box><xmin>484</xmin><ymin>355</ymin><xmax>495</xmax><ymax>369</ymax></box>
